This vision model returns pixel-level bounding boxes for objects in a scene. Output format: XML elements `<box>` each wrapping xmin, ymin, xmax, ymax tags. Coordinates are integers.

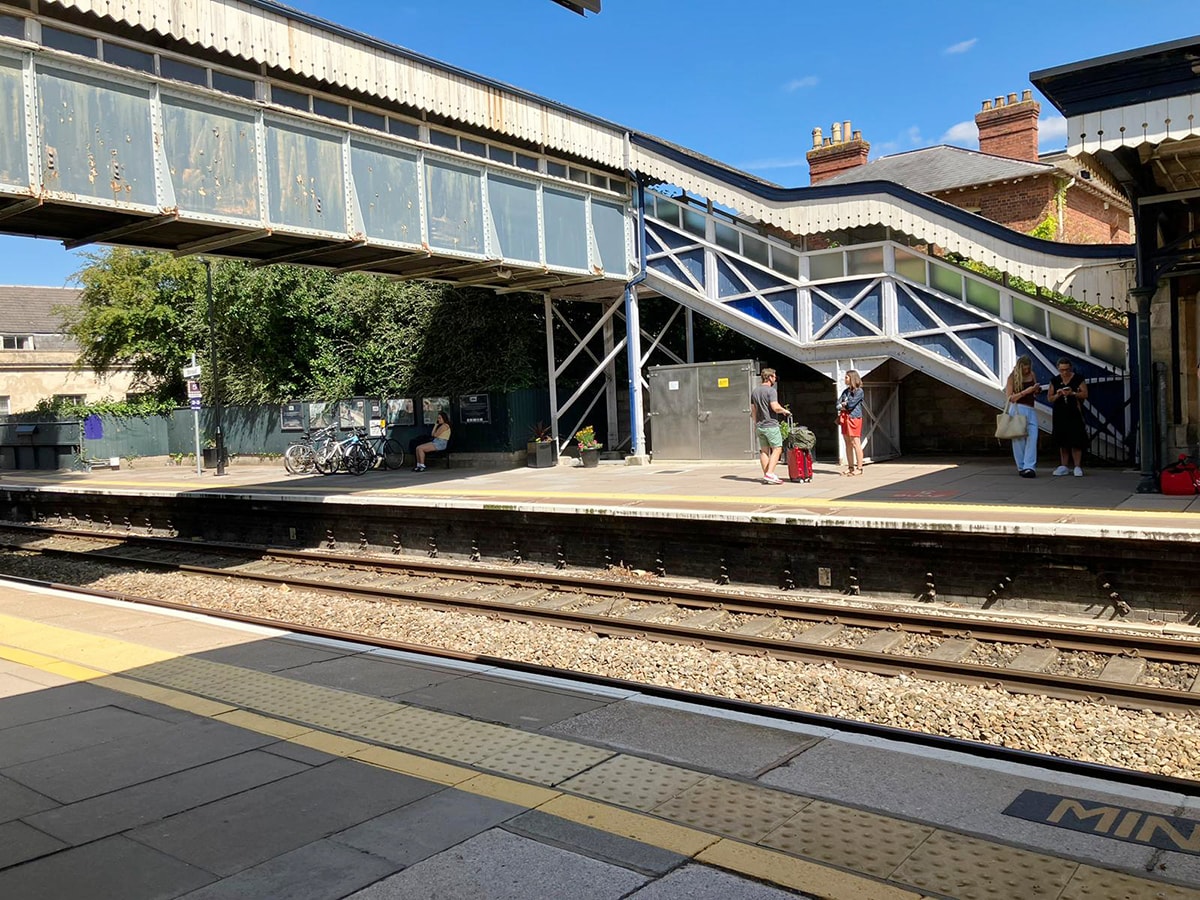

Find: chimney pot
<box><xmin>1021</xmin><ymin>89</ymin><xmax>1032</xmax><ymax>102</ymax></box>
<box><xmin>832</xmin><ymin>121</ymin><xmax>843</xmax><ymax>143</ymax></box>
<box><xmin>812</xmin><ymin>126</ymin><xmax>823</xmax><ymax>149</ymax></box>
<box><xmin>843</xmin><ymin>120</ymin><xmax>852</xmax><ymax>140</ymax></box>
<box><xmin>852</xmin><ymin>130</ymin><xmax>861</xmax><ymax>141</ymax></box>
<box><xmin>1007</xmin><ymin>92</ymin><xmax>1018</xmax><ymax>105</ymax></box>
<box><xmin>995</xmin><ymin>96</ymin><xmax>1005</xmax><ymax>108</ymax></box>
<box><xmin>982</xmin><ymin>99</ymin><xmax>992</xmax><ymax>111</ymax></box>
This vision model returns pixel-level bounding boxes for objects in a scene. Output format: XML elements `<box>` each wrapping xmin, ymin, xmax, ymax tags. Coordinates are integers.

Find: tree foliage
<box><xmin>60</xmin><ymin>249</ymin><xmax>549</xmax><ymax>404</ymax></box>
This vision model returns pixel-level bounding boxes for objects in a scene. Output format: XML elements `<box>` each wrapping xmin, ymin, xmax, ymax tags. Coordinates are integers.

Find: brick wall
<box><xmin>899</xmin><ymin>371</ymin><xmax>1012</xmax><ymax>456</ymax></box>
<box><xmin>1062</xmin><ymin>188</ymin><xmax>1131</xmax><ymax>244</ymax></box>
<box><xmin>932</xmin><ymin>177</ymin><xmax>1056</xmax><ymax>234</ymax></box>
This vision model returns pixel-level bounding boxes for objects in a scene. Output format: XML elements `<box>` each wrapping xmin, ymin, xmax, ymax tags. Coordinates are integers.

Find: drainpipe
<box><xmin>623</xmin><ymin>167</ymin><xmax>650</xmax><ymax>461</ymax></box>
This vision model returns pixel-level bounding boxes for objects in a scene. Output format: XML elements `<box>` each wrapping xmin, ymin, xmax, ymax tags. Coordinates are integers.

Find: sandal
<box><xmin>853</xmin><ymin>467</ymin><xmax>864</xmax><ymax>476</ymax></box>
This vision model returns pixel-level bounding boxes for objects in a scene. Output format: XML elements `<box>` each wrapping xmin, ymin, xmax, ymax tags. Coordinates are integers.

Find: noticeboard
<box><xmin>386</xmin><ymin>397</ymin><xmax>414</xmax><ymax>427</ymax></box>
<box><xmin>339</xmin><ymin>398</ymin><xmax>366</xmax><ymax>430</ymax></box>
<box><xmin>422</xmin><ymin>396</ymin><xmax>449</xmax><ymax>425</ymax></box>
<box><xmin>459</xmin><ymin>393</ymin><xmax>491</xmax><ymax>425</ymax></box>
<box><xmin>280</xmin><ymin>402</ymin><xmax>304</xmax><ymax>431</ymax></box>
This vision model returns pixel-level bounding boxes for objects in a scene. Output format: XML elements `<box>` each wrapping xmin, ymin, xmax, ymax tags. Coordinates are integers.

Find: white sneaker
<box><xmin>763</xmin><ymin>473</ymin><xmax>782</xmax><ymax>484</ymax></box>
<box><xmin>1052</xmin><ymin>465</ymin><xmax>1070</xmax><ymax>476</ymax></box>
<box><xmin>1073</xmin><ymin>466</ymin><xmax>1083</xmax><ymax>477</ymax></box>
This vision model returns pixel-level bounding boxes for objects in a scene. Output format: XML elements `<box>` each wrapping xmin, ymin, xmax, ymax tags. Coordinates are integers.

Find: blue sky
<box><xmin>3</xmin><ymin>0</ymin><xmax>1198</xmax><ymax>286</ymax></box>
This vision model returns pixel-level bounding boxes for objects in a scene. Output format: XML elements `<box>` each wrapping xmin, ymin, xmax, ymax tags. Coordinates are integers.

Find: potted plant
<box><xmin>527</xmin><ymin>421</ymin><xmax>556</xmax><ymax>468</ymax></box>
<box><xmin>575</xmin><ymin>425</ymin><xmax>602</xmax><ymax>468</ymax></box>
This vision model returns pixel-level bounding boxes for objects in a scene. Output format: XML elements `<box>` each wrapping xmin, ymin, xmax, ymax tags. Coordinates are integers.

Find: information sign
<box><xmin>459</xmin><ymin>394</ymin><xmax>491</xmax><ymax>425</ymax></box>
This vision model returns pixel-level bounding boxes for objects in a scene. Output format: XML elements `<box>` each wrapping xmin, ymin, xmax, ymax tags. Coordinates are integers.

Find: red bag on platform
<box><xmin>1160</xmin><ymin>455</ymin><xmax>1200</xmax><ymax>495</ymax></box>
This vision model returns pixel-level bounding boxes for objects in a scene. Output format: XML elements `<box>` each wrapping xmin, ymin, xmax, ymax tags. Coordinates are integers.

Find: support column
<box><xmin>625</xmin><ymin>284</ymin><xmax>648</xmax><ymax>463</ymax></box>
<box><xmin>603</xmin><ymin>315</ymin><xmax>620</xmax><ymax>450</ymax></box>
<box><xmin>685</xmin><ymin>307</ymin><xmax>695</xmax><ymax>363</ymax></box>
<box><xmin>1133</xmin><ymin>286</ymin><xmax>1158</xmax><ymax>492</ymax></box>
<box><xmin>544</xmin><ymin>294</ymin><xmax>560</xmax><ymax>452</ymax></box>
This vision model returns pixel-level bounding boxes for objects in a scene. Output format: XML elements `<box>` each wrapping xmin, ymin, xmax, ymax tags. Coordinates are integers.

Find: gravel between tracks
<box><xmin>6</xmin><ymin>551</ymin><xmax>1200</xmax><ymax>780</ymax></box>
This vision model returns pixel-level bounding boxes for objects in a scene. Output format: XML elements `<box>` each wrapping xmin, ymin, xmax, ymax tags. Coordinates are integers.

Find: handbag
<box><xmin>995</xmin><ymin>404</ymin><xmax>1027</xmax><ymax>440</ymax></box>
<box><xmin>1160</xmin><ymin>455</ymin><xmax>1200</xmax><ymax>496</ymax></box>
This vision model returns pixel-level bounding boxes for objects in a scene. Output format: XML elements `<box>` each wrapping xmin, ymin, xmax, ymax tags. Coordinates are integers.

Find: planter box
<box><xmin>527</xmin><ymin>441</ymin><xmax>556</xmax><ymax>468</ymax></box>
<box><xmin>579</xmin><ymin>448</ymin><xmax>600</xmax><ymax>468</ymax></box>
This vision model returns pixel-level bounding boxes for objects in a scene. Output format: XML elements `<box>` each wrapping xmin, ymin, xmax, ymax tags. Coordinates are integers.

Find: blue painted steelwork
<box><xmin>639</xmin><ymin>190</ymin><xmax>1132</xmax><ymax>456</ymax></box>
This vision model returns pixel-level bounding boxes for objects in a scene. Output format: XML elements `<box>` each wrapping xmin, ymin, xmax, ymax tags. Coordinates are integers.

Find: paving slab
<box><xmin>129</xmin><ymin>758</ymin><xmax>442</xmax><ymax>876</ymax></box>
<box><xmin>0</xmin><ymin>704</ymin><xmax>171</xmax><ymax>769</ymax></box>
<box><xmin>759</xmin><ymin>736</ymin><xmax>1162</xmax><ymax>875</ymax></box>
<box><xmin>0</xmin><ymin>834</ymin><xmax>216</xmax><ymax>900</ymax></box>
<box><xmin>26</xmin><ymin>748</ymin><xmax>311</xmax><ymax>844</ymax></box>
<box><xmin>5</xmin><ymin>716</ymin><xmax>275</xmax><ymax>803</ymax></box>
<box><xmin>343</xmin><ymin>827</ymin><xmax>648</xmax><ymax>899</ymax></box>
<box><xmin>505</xmin><ymin>809</ymin><xmax>686</xmax><ymax>876</ymax></box>
<box><xmin>334</xmin><ymin>786</ymin><xmax>524</xmax><ymax>867</ymax></box>
<box><xmin>282</xmin><ymin>652</ymin><xmax>465</xmax><ymax>698</ymax></box>
<box><xmin>175</xmin><ymin>838</ymin><xmax>398</xmax><ymax>900</ymax></box>
<box><xmin>0</xmin><ymin>773</ymin><xmax>57</xmax><ymax>823</ymax></box>
<box><xmin>198</xmin><ymin>636</ymin><xmax>357</xmax><ymax>672</ymax></box>
<box><xmin>399</xmin><ymin>671</ymin><xmax>609</xmax><ymax>728</ymax></box>
<box><xmin>0</xmin><ymin>819</ymin><xmax>67</xmax><ymax>868</ymax></box>
<box><xmin>547</xmin><ymin>698</ymin><xmax>818</xmax><ymax>776</ymax></box>
<box><xmin>626</xmin><ymin>863</ymin><xmax>813</xmax><ymax>899</ymax></box>
<box><xmin>0</xmin><ymin>681</ymin><xmax>123</xmax><ymax>729</ymax></box>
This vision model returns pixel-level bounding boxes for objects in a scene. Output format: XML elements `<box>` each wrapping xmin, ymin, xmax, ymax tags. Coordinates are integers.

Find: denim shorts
<box><xmin>756</xmin><ymin>423</ymin><xmax>782</xmax><ymax>450</ymax></box>
<box><xmin>431</xmin><ymin>437</ymin><xmax>448</xmax><ymax>451</ymax></box>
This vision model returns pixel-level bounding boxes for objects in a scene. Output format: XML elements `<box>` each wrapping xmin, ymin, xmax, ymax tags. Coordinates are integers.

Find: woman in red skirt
<box><xmin>837</xmin><ymin>370</ymin><xmax>865</xmax><ymax>475</ymax></box>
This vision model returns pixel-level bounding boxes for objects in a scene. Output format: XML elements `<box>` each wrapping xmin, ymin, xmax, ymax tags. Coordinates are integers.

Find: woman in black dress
<box><xmin>1049</xmin><ymin>357</ymin><xmax>1088</xmax><ymax>477</ymax></box>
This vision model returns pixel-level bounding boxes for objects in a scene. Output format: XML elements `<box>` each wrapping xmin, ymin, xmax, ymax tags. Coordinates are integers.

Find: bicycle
<box><xmin>314</xmin><ymin>427</ymin><xmax>372</xmax><ymax>476</ymax></box>
<box><xmin>283</xmin><ymin>425</ymin><xmax>335</xmax><ymax>475</ymax></box>
<box><xmin>361</xmin><ymin>429</ymin><xmax>405</xmax><ymax>470</ymax></box>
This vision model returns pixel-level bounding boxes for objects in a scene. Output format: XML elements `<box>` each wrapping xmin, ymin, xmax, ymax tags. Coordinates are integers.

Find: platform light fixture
<box><xmin>551</xmin><ymin>0</ymin><xmax>601</xmax><ymax>15</ymax></box>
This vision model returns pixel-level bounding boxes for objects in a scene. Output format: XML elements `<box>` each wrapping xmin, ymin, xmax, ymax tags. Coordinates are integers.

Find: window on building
<box><xmin>41</xmin><ymin>25</ymin><xmax>98</xmax><ymax>58</ymax></box>
<box><xmin>53</xmin><ymin>394</ymin><xmax>86</xmax><ymax>406</ymax></box>
<box><xmin>0</xmin><ymin>397</ymin><xmax>10</xmax><ymax>416</ymax></box>
<box><xmin>2</xmin><ymin>335</ymin><xmax>32</xmax><ymax>350</ymax></box>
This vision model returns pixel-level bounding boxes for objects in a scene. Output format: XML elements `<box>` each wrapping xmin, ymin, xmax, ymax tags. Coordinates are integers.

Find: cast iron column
<box><xmin>205</xmin><ymin>260</ymin><xmax>226</xmax><ymax>476</ymax></box>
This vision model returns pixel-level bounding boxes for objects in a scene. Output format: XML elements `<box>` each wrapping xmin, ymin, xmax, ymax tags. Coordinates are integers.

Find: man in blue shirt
<box><xmin>750</xmin><ymin>368</ymin><xmax>790</xmax><ymax>484</ymax></box>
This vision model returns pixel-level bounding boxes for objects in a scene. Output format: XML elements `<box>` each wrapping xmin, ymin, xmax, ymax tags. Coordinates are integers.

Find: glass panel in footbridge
<box><xmin>0</xmin><ymin>55</ymin><xmax>25</xmax><ymax>189</ymax></box>
<box><xmin>425</xmin><ymin>158</ymin><xmax>484</xmax><ymax>254</ymax></box>
<box><xmin>161</xmin><ymin>95</ymin><xmax>260</xmax><ymax>221</ymax></box>
<box><xmin>486</xmin><ymin>173</ymin><xmax>540</xmax><ymax>263</ymax></box>
<box><xmin>37</xmin><ymin>66</ymin><xmax>156</xmax><ymax>206</ymax></box>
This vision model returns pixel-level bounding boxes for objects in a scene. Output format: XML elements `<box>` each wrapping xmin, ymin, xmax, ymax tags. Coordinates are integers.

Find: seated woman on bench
<box><xmin>413</xmin><ymin>411</ymin><xmax>451</xmax><ymax>472</ymax></box>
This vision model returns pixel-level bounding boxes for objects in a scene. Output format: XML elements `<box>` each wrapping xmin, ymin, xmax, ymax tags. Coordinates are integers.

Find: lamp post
<box><xmin>204</xmin><ymin>259</ymin><xmax>226</xmax><ymax>476</ymax></box>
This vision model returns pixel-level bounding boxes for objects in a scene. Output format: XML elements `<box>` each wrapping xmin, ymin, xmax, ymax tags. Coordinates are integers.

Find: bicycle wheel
<box><xmin>313</xmin><ymin>444</ymin><xmax>339</xmax><ymax>475</ymax></box>
<box><xmin>381</xmin><ymin>439</ymin><xmax>405</xmax><ymax>470</ymax></box>
<box><xmin>284</xmin><ymin>443</ymin><xmax>315</xmax><ymax>475</ymax></box>
<box><xmin>345</xmin><ymin>443</ymin><xmax>371</xmax><ymax>476</ymax></box>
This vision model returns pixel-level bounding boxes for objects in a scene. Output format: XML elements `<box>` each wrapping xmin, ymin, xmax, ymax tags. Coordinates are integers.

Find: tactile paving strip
<box><xmin>476</xmin><ymin>732</ymin><xmax>614</xmax><ymax>785</ymax></box>
<box><xmin>1060</xmin><ymin>864</ymin><xmax>1200</xmax><ymax>899</ymax></box>
<box><xmin>559</xmin><ymin>755</ymin><xmax>707</xmax><ymax>811</ymax></box>
<box><xmin>399</xmin><ymin>715</ymin><xmax>532</xmax><ymax>763</ymax></box>
<box><xmin>761</xmin><ymin>799</ymin><xmax>934</xmax><ymax>878</ymax></box>
<box><xmin>891</xmin><ymin>830</ymin><xmax>1076</xmax><ymax>898</ymax></box>
<box><xmin>654</xmin><ymin>775</ymin><xmax>811</xmax><ymax>843</ymax></box>
<box><xmin>354</xmin><ymin>705</ymin><xmax>459</xmax><ymax>745</ymax></box>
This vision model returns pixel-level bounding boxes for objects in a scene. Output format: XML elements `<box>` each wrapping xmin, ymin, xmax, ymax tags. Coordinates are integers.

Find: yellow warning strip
<box><xmin>0</xmin><ymin>610</ymin><xmax>1188</xmax><ymax>899</ymax></box>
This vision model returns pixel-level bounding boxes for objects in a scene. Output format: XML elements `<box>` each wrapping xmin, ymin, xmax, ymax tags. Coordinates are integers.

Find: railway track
<box><xmin>2</xmin><ymin>522</ymin><xmax>1199</xmax><ymax>714</ymax></box>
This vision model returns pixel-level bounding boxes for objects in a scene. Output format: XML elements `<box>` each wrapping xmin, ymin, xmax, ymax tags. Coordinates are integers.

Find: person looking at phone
<box><xmin>1049</xmin><ymin>357</ymin><xmax>1088</xmax><ymax>477</ymax></box>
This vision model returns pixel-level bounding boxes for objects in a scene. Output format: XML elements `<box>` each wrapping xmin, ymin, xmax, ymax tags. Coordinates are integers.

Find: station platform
<box><xmin>2</xmin><ymin>582</ymin><xmax>1198</xmax><ymax>899</ymax></box>
<box><xmin>1</xmin><ymin>456</ymin><xmax>1198</xmax><ymax>542</ymax></box>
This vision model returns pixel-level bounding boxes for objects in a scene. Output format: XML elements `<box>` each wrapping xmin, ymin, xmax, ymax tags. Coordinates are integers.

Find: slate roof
<box><xmin>820</xmin><ymin>145</ymin><xmax>1054</xmax><ymax>193</ymax></box>
<box><xmin>0</xmin><ymin>286</ymin><xmax>81</xmax><ymax>334</ymax></box>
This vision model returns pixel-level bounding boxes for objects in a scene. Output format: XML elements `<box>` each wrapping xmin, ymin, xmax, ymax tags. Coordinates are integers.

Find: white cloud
<box><xmin>941</xmin><ymin>120</ymin><xmax>978</xmax><ymax>148</ymax></box>
<box><xmin>944</xmin><ymin>38</ymin><xmax>978</xmax><ymax>55</ymax></box>
<box><xmin>783</xmin><ymin>76</ymin><xmax>819</xmax><ymax>92</ymax></box>
<box><xmin>1038</xmin><ymin>115</ymin><xmax>1068</xmax><ymax>148</ymax></box>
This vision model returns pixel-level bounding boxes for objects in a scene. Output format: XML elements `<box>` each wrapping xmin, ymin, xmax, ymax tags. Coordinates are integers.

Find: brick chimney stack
<box><xmin>975</xmin><ymin>89</ymin><xmax>1040</xmax><ymax>161</ymax></box>
<box><xmin>807</xmin><ymin>120</ymin><xmax>870</xmax><ymax>185</ymax></box>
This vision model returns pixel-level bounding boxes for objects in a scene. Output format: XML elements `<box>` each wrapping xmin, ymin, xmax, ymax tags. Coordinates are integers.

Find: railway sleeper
<box><xmin>1008</xmin><ymin>646</ymin><xmax>1060</xmax><ymax>672</ymax></box>
<box><xmin>1098</xmin><ymin>656</ymin><xmax>1147</xmax><ymax>684</ymax></box>
<box><xmin>927</xmin><ymin>638</ymin><xmax>980</xmax><ymax>661</ymax></box>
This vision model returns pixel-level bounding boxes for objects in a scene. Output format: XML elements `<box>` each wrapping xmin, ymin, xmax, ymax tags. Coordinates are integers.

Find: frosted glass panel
<box><xmin>809</xmin><ymin>252</ymin><xmax>844</xmax><ymax>281</ymax></box>
<box><xmin>682</xmin><ymin>207</ymin><xmax>705</xmax><ymax>237</ymax></box>
<box><xmin>929</xmin><ymin>264</ymin><xmax>963</xmax><ymax>299</ymax></box>
<box><xmin>1048</xmin><ymin>312</ymin><xmax>1086</xmax><ymax>351</ymax></box>
<box><xmin>714</xmin><ymin>222</ymin><xmax>739</xmax><ymax>252</ymax></box>
<box><xmin>425</xmin><ymin>159</ymin><xmax>483</xmax><ymax>253</ymax></box>
<box><xmin>654</xmin><ymin>197</ymin><xmax>680</xmax><ymax>226</ymax></box>
<box><xmin>592</xmin><ymin>199</ymin><xmax>627</xmax><ymax>275</ymax></box>
<box><xmin>847</xmin><ymin>246</ymin><xmax>884</xmax><ymax>275</ymax></box>
<box><xmin>1089</xmin><ymin>329</ymin><xmax>1126</xmax><ymax>367</ymax></box>
<box><xmin>544</xmin><ymin>188</ymin><xmax>587</xmax><ymax>269</ymax></box>
<box><xmin>771</xmin><ymin>249</ymin><xmax>799</xmax><ymax>279</ymax></box>
<box><xmin>894</xmin><ymin>249</ymin><xmax>926</xmax><ymax>283</ymax></box>
<box><xmin>743</xmin><ymin>235</ymin><xmax>768</xmax><ymax>266</ymax></box>
<box><xmin>1012</xmin><ymin>297</ymin><xmax>1044</xmax><ymax>333</ymax></box>
<box><xmin>965</xmin><ymin>279</ymin><xmax>1000</xmax><ymax>315</ymax></box>
<box><xmin>487</xmin><ymin>174</ymin><xmax>539</xmax><ymax>262</ymax></box>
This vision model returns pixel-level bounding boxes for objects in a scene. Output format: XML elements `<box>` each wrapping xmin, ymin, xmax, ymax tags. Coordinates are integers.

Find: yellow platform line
<box><xmin>5</xmin><ymin>608</ymin><xmax>1193</xmax><ymax>899</ymax></box>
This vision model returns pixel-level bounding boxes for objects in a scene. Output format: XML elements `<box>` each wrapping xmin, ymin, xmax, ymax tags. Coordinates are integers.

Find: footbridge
<box><xmin>0</xmin><ymin>1</ymin><xmax>1135</xmax><ymax>459</ymax></box>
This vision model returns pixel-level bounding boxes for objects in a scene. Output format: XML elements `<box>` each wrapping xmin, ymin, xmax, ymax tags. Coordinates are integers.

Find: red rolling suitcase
<box><xmin>787</xmin><ymin>446</ymin><xmax>813</xmax><ymax>483</ymax></box>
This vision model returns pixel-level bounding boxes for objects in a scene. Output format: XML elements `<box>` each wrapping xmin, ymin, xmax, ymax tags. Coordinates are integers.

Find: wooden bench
<box><xmin>422</xmin><ymin>447</ymin><xmax>451</xmax><ymax>469</ymax></box>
